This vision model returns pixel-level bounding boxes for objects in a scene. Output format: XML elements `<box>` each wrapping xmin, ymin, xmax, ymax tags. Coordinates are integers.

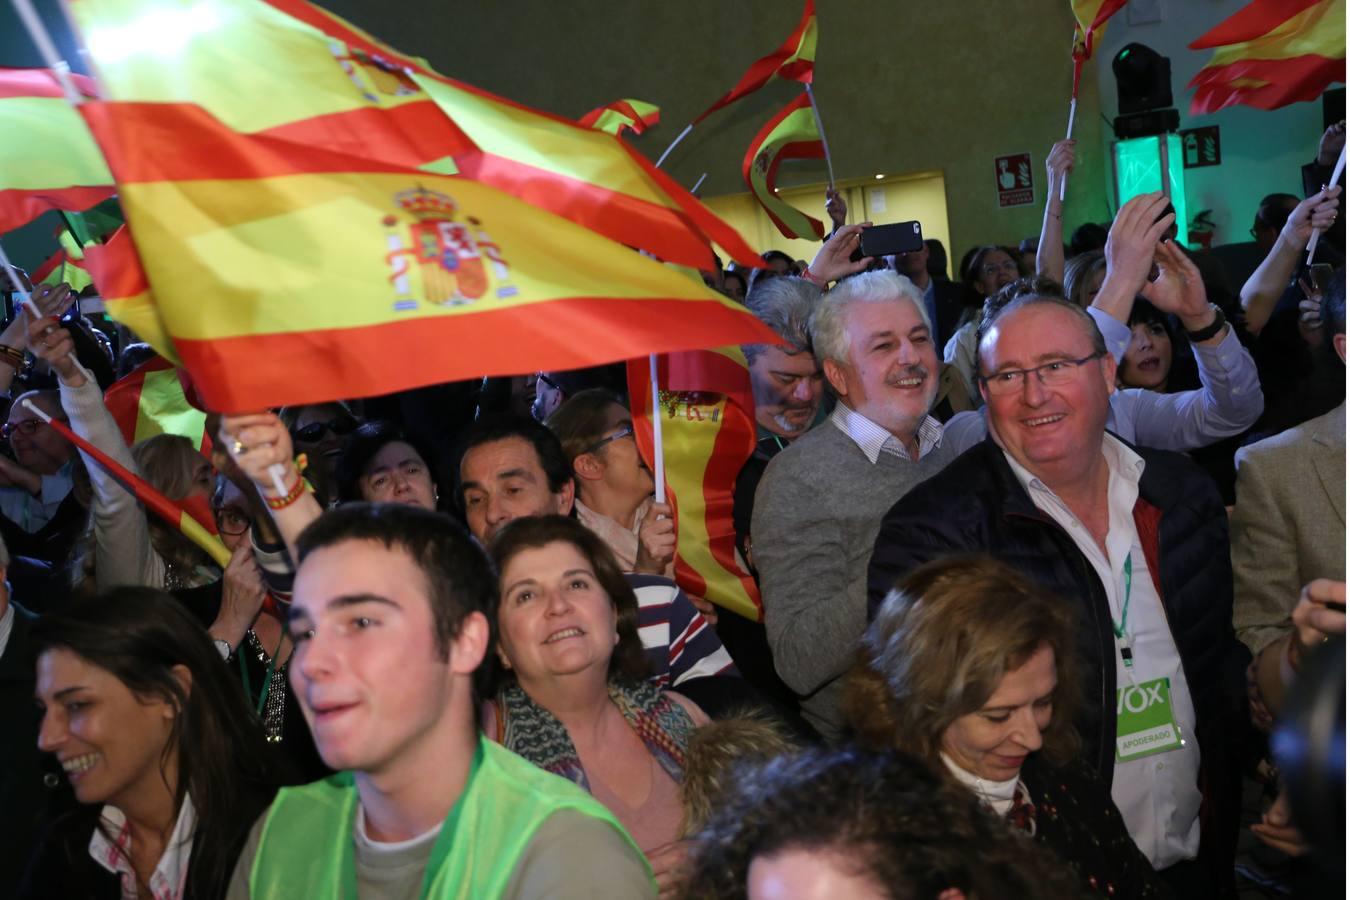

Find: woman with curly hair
<box><xmin>679</xmin><ymin>746</ymin><xmax>1081</xmax><ymax>900</ymax></box>
<box><xmin>845</xmin><ymin>556</ymin><xmax>1166</xmax><ymax>898</ymax></box>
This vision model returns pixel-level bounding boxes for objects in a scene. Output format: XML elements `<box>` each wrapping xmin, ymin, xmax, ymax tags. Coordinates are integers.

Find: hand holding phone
<box><xmin>856</xmin><ymin>221</ymin><xmax>925</xmax><ymax>260</ymax></box>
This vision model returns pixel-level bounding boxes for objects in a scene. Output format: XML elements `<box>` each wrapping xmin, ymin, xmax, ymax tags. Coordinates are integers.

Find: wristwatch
<box><xmin>214</xmin><ymin>638</ymin><xmax>232</xmax><ymax>660</ymax></box>
<box><xmin>1183</xmin><ymin>304</ymin><xmax>1227</xmax><ymax>342</ymax></box>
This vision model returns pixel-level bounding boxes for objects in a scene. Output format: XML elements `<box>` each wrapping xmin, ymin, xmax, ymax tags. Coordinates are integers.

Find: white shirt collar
<box><xmin>829</xmin><ymin>402</ymin><xmax>944</xmax><ymax>465</ymax></box>
<box><xmin>1003</xmin><ymin>433</ymin><xmax>1145</xmax><ymax>500</ymax></box>
<box><xmin>0</xmin><ymin>603</ymin><xmax>13</xmax><ymax>660</ymax></box>
<box><xmin>940</xmin><ymin>752</ymin><xmax>1020</xmax><ymax>816</ymax></box>
<box><xmin>89</xmin><ymin>793</ymin><xmax>196</xmax><ymax>900</ymax></box>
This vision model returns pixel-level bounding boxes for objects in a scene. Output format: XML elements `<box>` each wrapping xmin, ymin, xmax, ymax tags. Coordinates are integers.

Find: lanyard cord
<box><xmin>1112</xmin><ymin>554</ymin><xmax>1133</xmax><ymax>640</ymax></box>
<box><xmin>238</xmin><ymin>631</ymin><xmax>282</xmax><ymax>716</ymax></box>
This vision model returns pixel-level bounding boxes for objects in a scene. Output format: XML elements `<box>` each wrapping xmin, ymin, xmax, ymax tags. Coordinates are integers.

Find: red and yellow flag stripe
<box><xmin>68</xmin><ymin>0</ymin><xmax>759</xmax><ymax>270</ymax></box>
<box><xmin>104</xmin><ymin>356</ymin><xmax>210</xmax><ymax>450</ymax></box>
<box><xmin>694</xmin><ymin>0</ymin><xmax>817</xmax><ymax>124</ymax></box>
<box><xmin>0</xmin><ymin>68</ymin><xmax>114</xmax><ymax>234</ymax></box>
<box><xmin>579</xmin><ymin>99</ymin><xmax>660</xmax><ymax>138</ymax></box>
<box><xmin>1187</xmin><ymin>0</ymin><xmax>1345</xmax><ymax>114</ymax></box>
<box><xmin>742</xmin><ymin>93</ymin><xmax>826</xmax><ymax>241</ymax></box>
<box><xmin>628</xmin><ymin>355</ymin><xmax>762</xmax><ymax>622</ymax></box>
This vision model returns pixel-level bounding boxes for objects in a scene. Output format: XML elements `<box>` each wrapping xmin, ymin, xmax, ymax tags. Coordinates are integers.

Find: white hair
<box><xmin>809</xmin><ymin>270</ymin><xmax>931</xmax><ymax>367</ymax></box>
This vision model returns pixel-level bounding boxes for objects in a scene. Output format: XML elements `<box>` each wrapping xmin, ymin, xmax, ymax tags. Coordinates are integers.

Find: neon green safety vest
<box><xmin>248</xmin><ymin>737</ymin><xmax>650</xmax><ymax>899</ymax></box>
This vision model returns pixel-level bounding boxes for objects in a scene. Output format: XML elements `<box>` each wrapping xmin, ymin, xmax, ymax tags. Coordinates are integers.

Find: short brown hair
<box><xmin>545</xmin><ymin>388</ymin><xmax>622</xmax><ymax>466</ymax></box>
<box><xmin>487</xmin><ymin>515</ymin><xmax>650</xmax><ymax>688</ymax></box>
<box><xmin>845</xmin><ymin>555</ymin><xmax>1082</xmax><ymax>768</ymax></box>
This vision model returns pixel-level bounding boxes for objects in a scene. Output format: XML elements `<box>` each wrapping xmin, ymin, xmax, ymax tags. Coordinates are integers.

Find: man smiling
<box><xmin>226</xmin><ymin>504</ymin><xmax>653</xmax><ymax>899</ymax></box>
<box><xmin>751</xmin><ymin>270</ymin><xmax>955</xmax><ymax>738</ymax></box>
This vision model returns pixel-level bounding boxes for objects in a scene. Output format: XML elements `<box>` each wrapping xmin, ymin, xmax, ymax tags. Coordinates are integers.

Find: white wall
<box><xmin>1093</xmin><ymin>0</ymin><xmax>1337</xmax><ymax>245</ymax></box>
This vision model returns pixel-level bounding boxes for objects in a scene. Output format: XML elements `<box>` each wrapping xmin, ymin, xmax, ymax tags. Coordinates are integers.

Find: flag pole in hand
<box><xmin>1307</xmin><ymin>144</ymin><xmax>1346</xmax><ymax>265</ymax></box>
<box><xmin>649</xmin><ymin>354</ymin><xmax>666</xmax><ymax>504</ymax></box>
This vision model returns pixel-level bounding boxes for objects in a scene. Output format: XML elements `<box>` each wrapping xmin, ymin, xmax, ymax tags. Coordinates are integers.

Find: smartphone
<box><xmin>1310</xmin><ymin>263</ymin><xmax>1335</xmax><ymax>295</ymax></box>
<box><xmin>858</xmin><ymin>221</ymin><xmax>924</xmax><ymax>259</ymax></box>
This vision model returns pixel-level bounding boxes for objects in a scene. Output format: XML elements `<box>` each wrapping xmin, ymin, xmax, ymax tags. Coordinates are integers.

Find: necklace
<box><xmin>240</xmin><ymin>630</ymin><xmax>287</xmax><ymax>743</ymax></box>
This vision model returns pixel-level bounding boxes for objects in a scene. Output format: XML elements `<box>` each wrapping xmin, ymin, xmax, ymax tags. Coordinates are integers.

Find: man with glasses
<box><xmin>867</xmin><ymin>283</ymin><xmax>1247</xmax><ymax>894</ymax></box>
<box><xmin>0</xmin><ymin>390</ymin><xmax>84</xmax><ymax>603</ymax></box>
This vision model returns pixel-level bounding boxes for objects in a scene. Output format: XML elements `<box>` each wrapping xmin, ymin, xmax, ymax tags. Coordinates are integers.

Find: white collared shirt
<box><xmin>829</xmin><ymin>403</ymin><xmax>944</xmax><ymax>465</ymax></box>
<box><xmin>940</xmin><ymin>752</ymin><xmax>1019</xmax><ymax>816</ymax></box>
<box><xmin>1004</xmin><ymin>436</ymin><xmax>1202</xmax><ymax>869</ymax></box>
<box><xmin>89</xmin><ymin>793</ymin><xmax>196</xmax><ymax>900</ymax></box>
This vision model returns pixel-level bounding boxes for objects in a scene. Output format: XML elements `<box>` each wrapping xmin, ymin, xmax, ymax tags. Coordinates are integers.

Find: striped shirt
<box><xmin>829</xmin><ymin>403</ymin><xmax>945</xmax><ymax>464</ymax></box>
<box><xmin>625</xmin><ymin>573</ymin><xmax>737</xmax><ymax>688</ymax></box>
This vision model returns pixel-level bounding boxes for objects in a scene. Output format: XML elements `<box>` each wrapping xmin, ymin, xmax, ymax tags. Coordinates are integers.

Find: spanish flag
<box><xmin>72</xmin><ymin>97</ymin><xmax>777</xmax><ymax>411</ymax></box>
<box><xmin>0</xmin><ymin>68</ymin><xmax>114</xmax><ymax>234</ymax></box>
<box><xmin>1188</xmin><ymin>0</ymin><xmax>1345</xmax><ymax>115</ymax></box>
<box><xmin>104</xmin><ymin>357</ymin><xmax>211</xmax><ymax>452</ymax></box>
<box><xmin>694</xmin><ymin>0</ymin><xmax>817</xmax><ymax>124</ymax></box>
<box><xmin>580</xmin><ymin>99</ymin><xmax>661</xmax><ymax>138</ymax></box>
<box><xmin>743</xmin><ymin>93</ymin><xmax>826</xmax><ymax>241</ymax></box>
<box><xmin>1071</xmin><ymin>0</ymin><xmax>1128</xmax><ymax>56</ymax></box>
<box><xmin>627</xmin><ymin>352</ymin><xmax>763</xmax><ymax>622</ymax></box>
<box><xmin>66</xmin><ymin>0</ymin><xmax>759</xmax><ymax>271</ymax></box>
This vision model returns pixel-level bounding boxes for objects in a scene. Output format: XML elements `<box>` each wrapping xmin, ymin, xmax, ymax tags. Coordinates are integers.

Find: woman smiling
<box><xmin>846</xmin><ymin>556</ymin><xmax>1166</xmax><ymax>899</ymax></box>
<box><xmin>20</xmin><ymin>589</ymin><xmax>276</xmax><ymax>899</ymax></box>
<box><xmin>484</xmin><ymin>515</ymin><xmax>710</xmax><ymax>896</ymax></box>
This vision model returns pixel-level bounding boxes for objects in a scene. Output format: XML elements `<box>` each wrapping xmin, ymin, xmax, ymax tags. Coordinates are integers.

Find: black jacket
<box><xmin>868</xmin><ymin>437</ymin><xmax>1249</xmax><ymax>890</ymax></box>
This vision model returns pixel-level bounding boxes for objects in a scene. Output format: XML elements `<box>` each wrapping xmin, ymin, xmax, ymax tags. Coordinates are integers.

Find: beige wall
<box><xmin>322</xmin><ymin>0</ymin><xmax>1112</xmax><ymax>261</ymax></box>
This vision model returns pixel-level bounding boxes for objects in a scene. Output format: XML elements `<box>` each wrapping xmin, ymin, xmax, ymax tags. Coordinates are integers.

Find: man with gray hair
<box><xmin>750</xmin><ymin>268</ymin><xmax>956</xmax><ymax>738</ymax></box>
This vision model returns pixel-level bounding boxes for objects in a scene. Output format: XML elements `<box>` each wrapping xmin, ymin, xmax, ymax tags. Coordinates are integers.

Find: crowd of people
<box><xmin>0</xmin><ymin>120</ymin><xmax>1345</xmax><ymax>899</ymax></box>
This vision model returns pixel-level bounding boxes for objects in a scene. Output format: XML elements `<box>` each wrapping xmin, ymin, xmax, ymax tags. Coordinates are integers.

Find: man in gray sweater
<box><xmin>751</xmin><ymin>270</ymin><xmax>955</xmax><ymax>738</ymax></box>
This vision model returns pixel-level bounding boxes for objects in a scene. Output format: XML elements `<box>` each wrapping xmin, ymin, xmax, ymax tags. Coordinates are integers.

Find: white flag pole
<box><xmin>1306</xmin><ymin>144</ymin><xmax>1346</xmax><ymax>265</ymax></box>
<box><xmin>648</xmin><ymin>354</ymin><xmax>665</xmax><ymax>504</ymax></box>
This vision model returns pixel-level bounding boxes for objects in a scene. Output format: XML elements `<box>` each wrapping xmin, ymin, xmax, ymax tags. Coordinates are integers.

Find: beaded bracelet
<box><xmin>265</xmin><ymin>476</ymin><xmax>306</xmax><ymax>511</ymax></box>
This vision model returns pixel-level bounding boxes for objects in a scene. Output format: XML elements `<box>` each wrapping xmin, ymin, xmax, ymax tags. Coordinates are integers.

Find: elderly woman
<box><xmin>846</xmin><ymin>556</ymin><xmax>1166</xmax><ymax>899</ymax></box>
<box><xmin>484</xmin><ymin>515</ymin><xmax>709</xmax><ymax>896</ymax></box>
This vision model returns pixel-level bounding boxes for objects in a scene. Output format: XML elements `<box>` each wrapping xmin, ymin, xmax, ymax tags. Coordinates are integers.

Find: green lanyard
<box><xmin>239</xmin><ymin>634</ymin><xmax>281</xmax><ymax>716</ymax></box>
<box><xmin>1113</xmin><ymin>554</ymin><xmax>1134</xmax><ymax>668</ymax></box>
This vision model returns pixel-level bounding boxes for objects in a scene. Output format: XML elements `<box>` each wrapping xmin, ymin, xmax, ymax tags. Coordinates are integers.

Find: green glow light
<box><xmin>1115</xmin><ymin>134</ymin><xmax>1189</xmax><ymax>246</ymax></box>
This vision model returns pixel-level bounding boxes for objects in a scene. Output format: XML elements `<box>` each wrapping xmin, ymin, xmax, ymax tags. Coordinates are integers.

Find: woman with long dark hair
<box><xmin>20</xmin><ymin>588</ymin><xmax>276</xmax><ymax>899</ymax></box>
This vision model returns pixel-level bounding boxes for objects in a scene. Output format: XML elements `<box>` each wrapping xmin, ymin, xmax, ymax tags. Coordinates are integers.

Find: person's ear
<box><xmin>573</xmin><ymin>453</ymin><xmax>604</xmax><ymax>483</ymax></box>
<box><xmin>1334</xmin><ymin>331</ymin><xmax>1346</xmax><ymax>364</ymax></box>
<box><xmin>1100</xmin><ymin>352</ymin><xmax>1118</xmax><ymax>395</ymax></box>
<box><xmin>554</xmin><ymin>479</ymin><xmax>575</xmax><ymax>515</ymax></box>
<box><xmin>166</xmin><ymin>664</ymin><xmax>193</xmax><ymax>718</ymax></box>
<box><xmin>823</xmin><ymin>358</ymin><xmax>850</xmax><ymax>399</ymax></box>
<box><xmin>448</xmin><ymin>611</ymin><xmax>490</xmax><ymax>675</ymax></box>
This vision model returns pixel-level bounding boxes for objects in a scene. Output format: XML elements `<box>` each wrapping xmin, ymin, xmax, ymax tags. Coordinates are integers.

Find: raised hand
<box><xmin>1104</xmin><ymin>192</ymin><xmax>1175</xmax><ymax>295</ymax></box>
<box><xmin>807</xmin><ymin>222</ymin><xmax>874</xmax><ymax>286</ymax></box>
<box><xmin>1045</xmin><ymin>139</ymin><xmax>1076</xmax><ymax>194</ymax></box>
<box><xmin>219</xmin><ymin>412</ymin><xmax>298</xmax><ymax>498</ymax></box>
<box><xmin>1279</xmin><ymin>185</ymin><xmax>1341</xmax><ymax>249</ymax></box>
<box><xmin>1141</xmin><ymin>240</ymin><xmax>1213</xmax><ymax>330</ymax></box>
<box><xmin>635</xmin><ymin>500</ymin><xmax>676</xmax><ymax>576</ymax></box>
<box><xmin>825</xmin><ymin>187</ymin><xmax>847</xmax><ymax>229</ymax></box>
<box><xmin>24</xmin><ymin>307</ymin><xmax>83</xmax><ymax>386</ymax></box>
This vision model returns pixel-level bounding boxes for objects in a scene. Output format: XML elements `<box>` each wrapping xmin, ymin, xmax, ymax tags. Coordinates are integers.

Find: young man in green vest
<box><xmin>226</xmin><ymin>503</ymin><xmax>654</xmax><ymax>899</ymax></box>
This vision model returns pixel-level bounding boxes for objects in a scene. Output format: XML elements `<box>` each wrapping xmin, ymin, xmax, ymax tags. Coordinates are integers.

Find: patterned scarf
<box><xmin>496</xmin><ymin>679</ymin><xmax>694</xmax><ymax>792</ymax></box>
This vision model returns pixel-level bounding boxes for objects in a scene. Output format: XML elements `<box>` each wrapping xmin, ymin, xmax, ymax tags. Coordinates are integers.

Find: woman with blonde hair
<box><xmin>846</xmin><ymin>555</ymin><xmax>1166</xmax><ymax>899</ymax></box>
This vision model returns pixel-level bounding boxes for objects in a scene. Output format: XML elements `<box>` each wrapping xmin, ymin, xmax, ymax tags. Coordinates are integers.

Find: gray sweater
<box><xmin>751</xmin><ymin>419</ymin><xmax>956</xmax><ymax>738</ymax></box>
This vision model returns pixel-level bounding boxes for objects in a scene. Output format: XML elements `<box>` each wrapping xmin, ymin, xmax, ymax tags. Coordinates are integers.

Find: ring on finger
<box><xmin>231</xmin><ymin>440</ymin><xmax>247</xmax><ymax>455</ymax></box>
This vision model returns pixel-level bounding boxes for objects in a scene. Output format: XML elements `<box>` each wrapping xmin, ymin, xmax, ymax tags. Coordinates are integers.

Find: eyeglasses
<box><xmin>980</xmin><ymin>259</ymin><xmax>1020</xmax><ymax>277</ymax></box>
<box><xmin>291</xmin><ymin>418</ymin><xmax>357</xmax><ymax>443</ymax></box>
<box><xmin>212</xmin><ymin>507</ymin><xmax>251</xmax><ymax>536</ymax></box>
<box><xmin>1</xmin><ymin>419</ymin><xmax>46</xmax><ymax>440</ymax></box>
<box><xmin>584</xmin><ymin>424</ymin><xmax>634</xmax><ymax>455</ymax></box>
<box><xmin>978</xmin><ymin>352</ymin><xmax>1105</xmax><ymax>396</ymax></box>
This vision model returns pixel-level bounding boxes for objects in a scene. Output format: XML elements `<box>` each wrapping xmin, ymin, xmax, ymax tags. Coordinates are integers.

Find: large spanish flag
<box><xmin>0</xmin><ymin>68</ymin><xmax>114</xmax><ymax>234</ymax></box>
<box><xmin>66</xmin><ymin>0</ymin><xmax>759</xmax><ymax>270</ymax></box>
<box><xmin>73</xmin><ymin>97</ymin><xmax>778</xmax><ymax>411</ymax></box>
<box><xmin>743</xmin><ymin>93</ymin><xmax>826</xmax><ymax>241</ymax></box>
<box><xmin>627</xmin><ymin>352</ymin><xmax>763</xmax><ymax>622</ymax></box>
<box><xmin>694</xmin><ymin>0</ymin><xmax>817</xmax><ymax>124</ymax></box>
<box><xmin>1188</xmin><ymin>0</ymin><xmax>1345</xmax><ymax>115</ymax></box>
<box><xmin>580</xmin><ymin>99</ymin><xmax>660</xmax><ymax>138</ymax></box>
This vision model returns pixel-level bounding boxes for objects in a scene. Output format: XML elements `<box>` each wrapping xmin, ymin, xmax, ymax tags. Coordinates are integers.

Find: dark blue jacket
<box><xmin>868</xmin><ymin>437</ymin><xmax>1248</xmax><ymax>891</ymax></box>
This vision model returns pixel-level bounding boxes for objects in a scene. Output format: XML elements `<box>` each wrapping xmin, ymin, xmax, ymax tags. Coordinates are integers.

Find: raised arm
<box><xmin>219</xmin><ymin>412</ymin><xmax>322</xmax><ymax>560</ymax></box>
<box><xmin>1092</xmin><ymin>192</ymin><xmax>1175</xmax><ymax>325</ymax></box>
<box><xmin>1241</xmin><ymin>186</ymin><xmax>1341</xmax><ymax>335</ymax></box>
<box><xmin>1036</xmin><ymin>139</ymin><xmax>1076</xmax><ymax>284</ymax></box>
<box><xmin>28</xmin><ymin>310</ymin><xmax>164</xmax><ymax>590</ymax></box>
